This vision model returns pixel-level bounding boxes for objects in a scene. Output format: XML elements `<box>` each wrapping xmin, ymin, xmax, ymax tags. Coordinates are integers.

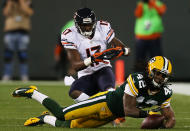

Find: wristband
<box><xmin>124</xmin><ymin>48</ymin><xmax>129</xmax><ymax>55</ymax></box>
<box><xmin>84</xmin><ymin>57</ymin><xmax>92</xmax><ymax>66</ymax></box>
<box><xmin>139</xmin><ymin>110</ymin><xmax>148</xmax><ymax>118</ymax></box>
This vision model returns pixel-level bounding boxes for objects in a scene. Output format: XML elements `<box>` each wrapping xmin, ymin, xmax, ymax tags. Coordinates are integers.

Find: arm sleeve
<box><xmin>126</xmin><ymin>74</ymin><xmax>139</xmax><ymax>96</ymax></box>
<box><xmin>99</xmin><ymin>21</ymin><xmax>115</xmax><ymax>43</ymax></box>
<box><xmin>161</xmin><ymin>97</ymin><xmax>171</xmax><ymax>108</ymax></box>
<box><xmin>61</xmin><ymin>29</ymin><xmax>77</xmax><ymax>50</ymax></box>
<box><xmin>124</xmin><ymin>83</ymin><xmax>136</xmax><ymax>96</ymax></box>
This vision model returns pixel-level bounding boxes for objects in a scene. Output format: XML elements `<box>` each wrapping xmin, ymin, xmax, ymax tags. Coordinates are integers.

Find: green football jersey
<box><xmin>106</xmin><ymin>72</ymin><xmax>172</xmax><ymax>117</ymax></box>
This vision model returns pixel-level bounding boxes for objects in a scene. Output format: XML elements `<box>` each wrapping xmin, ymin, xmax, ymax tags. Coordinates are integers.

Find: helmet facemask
<box><xmin>150</xmin><ymin>69</ymin><xmax>170</xmax><ymax>88</ymax></box>
<box><xmin>75</xmin><ymin>21</ymin><xmax>96</xmax><ymax>38</ymax></box>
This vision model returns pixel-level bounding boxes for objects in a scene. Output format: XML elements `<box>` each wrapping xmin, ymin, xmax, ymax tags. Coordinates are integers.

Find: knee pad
<box><xmin>17</xmin><ymin>51</ymin><xmax>28</xmax><ymax>63</ymax></box>
<box><xmin>4</xmin><ymin>49</ymin><xmax>14</xmax><ymax>62</ymax></box>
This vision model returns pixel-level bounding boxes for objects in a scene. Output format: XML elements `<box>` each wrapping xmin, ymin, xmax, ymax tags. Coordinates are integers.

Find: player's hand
<box><xmin>91</xmin><ymin>52</ymin><xmax>109</xmax><ymax>64</ymax></box>
<box><xmin>88</xmin><ymin>47</ymin><xmax>131</xmax><ymax>65</ymax></box>
<box><xmin>101</xmin><ymin>47</ymin><xmax>130</xmax><ymax>60</ymax></box>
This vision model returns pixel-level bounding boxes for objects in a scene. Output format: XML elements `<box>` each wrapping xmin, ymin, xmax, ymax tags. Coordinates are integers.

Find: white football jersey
<box><xmin>61</xmin><ymin>20</ymin><xmax>115</xmax><ymax>78</ymax></box>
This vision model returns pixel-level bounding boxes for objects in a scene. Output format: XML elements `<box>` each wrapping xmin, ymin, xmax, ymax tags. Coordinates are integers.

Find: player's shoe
<box><xmin>12</xmin><ymin>85</ymin><xmax>38</xmax><ymax>98</ymax></box>
<box><xmin>24</xmin><ymin>111</ymin><xmax>50</xmax><ymax>126</ymax></box>
<box><xmin>112</xmin><ymin>117</ymin><xmax>126</xmax><ymax>127</ymax></box>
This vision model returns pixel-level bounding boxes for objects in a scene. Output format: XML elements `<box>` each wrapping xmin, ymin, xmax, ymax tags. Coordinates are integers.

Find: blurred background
<box><xmin>0</xmin><ymin>0</ymin><xmax>189</xmax><ymax>81</ymax></box>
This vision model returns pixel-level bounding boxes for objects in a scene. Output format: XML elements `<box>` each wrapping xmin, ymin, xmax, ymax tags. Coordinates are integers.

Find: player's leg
<box><xmin>25</xmin><ymin>98</ymin><xmax>113</xmax><ymax>128</ymax></box>
<box><xmin>68</xmin><ymin>92</ymin><xmax>114</xmax><ymax>128</ymax></box>
<box><xmin>12</xmin><ymin>86</ymin><xmax>110</xmax><ymax>122</ymax></box>
<box><xmin>12</xmin><ymin>86</ymin><xmax>66</xmax><ymax>120</ymax></box>
<box><xmin>70</xmin><ymin>116</ymin><xmax>111</xmax><ymax>128</ymax></box>
<box><xmin>24</xmin><ymin>111</ymin><xmax>71</xmax><ymax>128</ymax></box>
<box><xmin>25</xmin><ymin>115</ymin><xmax>110</xmax><ymax>128</ymax></box>
<box><xmin>96</xmin><ymin>67</ymin><xmax>115</xmax><ymax>91</ymax></box>
<box><xmin>2</xmin><ymin>33</ymin><xmax>15</xmax><ymax>81</ymax></box>
<box><xmin>69</xmin><ymin>75</ymin><xmax>97</xmax><ymax>102</ymax></box>
<box><xmin>96</xmin><ymin>67</ymin><xmax>124</xmax><ymax>126</ymax></box>
<box><xmin>17</xmin><ymin>33</ymin><xmax>30</xmax><ymax>81</ymax></box>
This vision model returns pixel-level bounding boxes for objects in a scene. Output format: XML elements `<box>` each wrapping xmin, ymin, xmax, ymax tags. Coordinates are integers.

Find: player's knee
<box><xmin>4</xmin><ymin>49</ymin><xmax>13</xmax><ymax>62</ymax></box>
<box><xmin>17</xmin><ymin>51</ymin><xmax>28</xmax><ymax>63</ymax></box>
<box><xmin>69</xmin><ymin>90</ymin><xmax>82</xmax><ymax>99</ymax></box>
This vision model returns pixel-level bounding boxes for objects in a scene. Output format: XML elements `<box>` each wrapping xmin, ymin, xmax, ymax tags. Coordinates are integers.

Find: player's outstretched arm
<box><xmin>161</xmin><ymin>106</ymin><xmax>176</xmax><ymax>128</ymax></box>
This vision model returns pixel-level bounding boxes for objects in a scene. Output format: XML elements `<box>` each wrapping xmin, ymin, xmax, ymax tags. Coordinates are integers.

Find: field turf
<box><xmin>0</xmin><ymin>81</ymin><xmax>190</xmax><ymax>131</ymax></box>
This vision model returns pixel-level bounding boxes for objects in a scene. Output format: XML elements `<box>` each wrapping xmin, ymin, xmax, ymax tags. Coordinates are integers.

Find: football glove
<box><xmin>91</xmin><ymin>52</ymin><xmax>109</xmax><ymax>64</ymax></box>
<box><xmin>100</xmin><ymin>47</ymin><xmax>129</xmax><ymax>60</ymax></box>
<box><xmin>84</xmin><ymin>47</ymin><xmax>130</xmax><ymax>66</ymax></box>
<box><xmin>92</xmin><ymin>47</ymin><xmax>129</xmax><ymax>61</ymax></box>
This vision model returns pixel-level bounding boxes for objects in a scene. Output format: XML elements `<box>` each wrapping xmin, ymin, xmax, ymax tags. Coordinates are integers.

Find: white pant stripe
<box><xmin>62</xmin><ymin>95</ymin><xmax>106</xmax><ymax>112</ymax></box>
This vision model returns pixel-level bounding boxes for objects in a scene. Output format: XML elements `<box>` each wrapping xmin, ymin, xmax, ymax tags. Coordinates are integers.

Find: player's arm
<box><xmin>161</xmin><ymin>106</ymin><xmax>176</xmax><ymax>128</ymax></box>
<box><xmin>65</xmin><ymin>49</ymin><xmax>88</xmax><ymax>71</ymax></box>
<box><xmin>123</xmin><ymin>83</ymin><xmax>148</xmax><ymax>118</ymax></box>
<box><xmin>101</xmin><ymin>21</ymin><xmax>130</xmax><ymax>55</ymax></box>
<box><xmin>123</xmin><ymin>93</ymin><xmax>141</xmax><ymax>117</ymax></box>
<box><xmin>109</xmin><ymin>37</ymin><xmax>130</xmax><ymax>56</ymax></box>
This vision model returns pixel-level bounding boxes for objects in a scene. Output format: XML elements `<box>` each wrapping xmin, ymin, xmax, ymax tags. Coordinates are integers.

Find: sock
<box><xmin>31</xmin><ymin>90</ymin><xmax>48</xmax><ymax>104</ymax></box>
<box><xmin>44</xmin><ymin>115</ymin><xmax>57</xmax><ymax>127</ymax></box>
<box><xmin>74</xmin><ymin>93</ymin><xmax>90</xmax><ymax>103</ymax></box>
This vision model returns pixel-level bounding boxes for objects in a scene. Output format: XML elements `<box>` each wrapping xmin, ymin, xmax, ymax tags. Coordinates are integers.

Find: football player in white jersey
<box><xmin>61</xmin><ymin>7</ymin><xmax>130</xmax><ymax>103</ymax></box>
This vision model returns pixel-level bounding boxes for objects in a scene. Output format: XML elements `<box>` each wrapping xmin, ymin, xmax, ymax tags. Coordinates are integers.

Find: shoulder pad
<box><xmin>126</xmin><ymin>73</ymin><xmax>141</xmax><ymax>96</ymax></box>
<box><xmin>61</xmin><ymin>27</ymin><xmax>77</xmax><ymax>49</ymax></box>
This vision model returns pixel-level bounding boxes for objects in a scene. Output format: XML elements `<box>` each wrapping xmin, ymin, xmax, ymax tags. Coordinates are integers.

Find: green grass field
<box><xmin>0</xmin><ymin>81</ymin><xmax>190</xmax><ymax>131</ymax></box>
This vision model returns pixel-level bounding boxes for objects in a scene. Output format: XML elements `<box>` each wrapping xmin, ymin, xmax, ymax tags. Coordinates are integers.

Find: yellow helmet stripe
<box><xmin>127</xmin><ymin>75</ymin><xmax>138</xmax><ymax>96</ymax></box>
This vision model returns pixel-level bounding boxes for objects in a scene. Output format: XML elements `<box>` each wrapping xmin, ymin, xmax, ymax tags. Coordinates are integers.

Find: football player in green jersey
<box><xmin>12</xmin><ymin>56</ymin><xmax>175</xmax><ymax>128</ymax></box>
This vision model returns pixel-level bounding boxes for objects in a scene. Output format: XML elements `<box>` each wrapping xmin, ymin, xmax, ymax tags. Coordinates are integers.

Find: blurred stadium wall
<box><xmin>0</xmin><ymin>0</ymin><xmax>189</xmax><ymax>81</ymax></box>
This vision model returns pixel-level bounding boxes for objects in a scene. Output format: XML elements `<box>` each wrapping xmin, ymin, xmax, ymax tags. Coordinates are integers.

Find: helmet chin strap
<box><xmin>152</xmin><ymin>78</ymin><xmax>168</xmax><ymax>88</ymax></box>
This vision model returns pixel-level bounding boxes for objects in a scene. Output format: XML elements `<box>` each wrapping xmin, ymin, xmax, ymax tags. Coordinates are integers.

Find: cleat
<box><xmin>24</xmin><ymin>111</ymin><xmax>50</xmax><ymax>126</ymax></box>
<box><xmin>12</xmin><ymin>85</ymin><xmax>38</xmax><ymax>98</ymax></box>
<box><xmin>112</xmin><ymin>117</ymin><xmax>126</xmax><ymax>127</ymax></box>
